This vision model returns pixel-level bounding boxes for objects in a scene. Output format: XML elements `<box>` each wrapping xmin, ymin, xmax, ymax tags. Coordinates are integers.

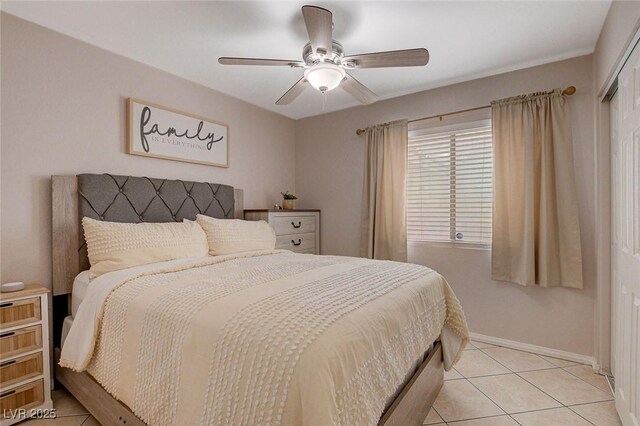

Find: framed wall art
<box><xmin>127</xmin><ymin>98</ymin><xmax>229</xmax><ymax>167</ymax></box>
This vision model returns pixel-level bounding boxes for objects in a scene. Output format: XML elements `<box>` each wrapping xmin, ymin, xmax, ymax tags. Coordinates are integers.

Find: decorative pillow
<box><xmin>196</xmin><ymin>214</ymin><xmax>276</xmax><ymax>255</ymax></box>
<box><xmin>82</xmin><ymin>217</ymin><xmax>209</xmax><ymax>277</ymax></box>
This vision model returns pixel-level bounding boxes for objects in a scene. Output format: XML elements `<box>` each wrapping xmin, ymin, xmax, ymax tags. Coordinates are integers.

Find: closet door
<box><xmin>611</xmin><ymin>41</ymin><xmax>640</xmax><ymax>426</ymax></box>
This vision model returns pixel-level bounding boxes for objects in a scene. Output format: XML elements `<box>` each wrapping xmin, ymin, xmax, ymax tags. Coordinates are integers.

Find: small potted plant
<box><xmin>281</xmin><ymin>191</ymin><xmax>297</xmax><ymax>210</ymax></box>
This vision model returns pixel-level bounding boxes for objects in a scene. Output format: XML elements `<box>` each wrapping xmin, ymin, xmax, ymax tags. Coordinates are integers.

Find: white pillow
<box><xmin>195</xmin><ymin>214</ymin><xmax>276</xmax><ymax>255</ymax></box>
<box><xmin>82</xmin><ymin>217</ymin><xmax>209</xmax><ymax>277</ymax></box>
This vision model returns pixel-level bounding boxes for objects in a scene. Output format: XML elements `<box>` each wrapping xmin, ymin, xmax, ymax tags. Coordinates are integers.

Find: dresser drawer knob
<box><xmin>291</xmin><ymin>221</ymin><xmax>302</xmax><ymax>229</ymax></box>
<box><xmin>0</xmin><ymin>331</ymin><xmax>15</xmax><ymax>338</ymax></box>
<box><xmin>0</xmin><ymin>360</ymin><xmax>15</xmax><ymax>367</ymax></box>
<box><xmin>291</xmin><ymin>239</ymin><xmax>302</xmax><ymax>246</ymax></box>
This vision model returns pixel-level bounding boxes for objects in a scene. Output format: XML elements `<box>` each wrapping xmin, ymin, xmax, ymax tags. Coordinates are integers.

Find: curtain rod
<box><xmin>355</xmin><ymin>86</ymin><xmax>576</xmax><ymax>136</ymax></box>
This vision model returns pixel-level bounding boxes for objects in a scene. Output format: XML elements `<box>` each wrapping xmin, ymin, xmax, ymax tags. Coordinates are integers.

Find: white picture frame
<box><xmin>127</xmin><ymin>98</ymin><xmax>229</xmax><ymax>167</ymax></box>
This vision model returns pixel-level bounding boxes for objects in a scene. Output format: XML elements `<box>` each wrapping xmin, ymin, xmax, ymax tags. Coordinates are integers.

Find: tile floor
<box><xmin>18</xmin><ymin>340</ymin><xmax>620</xmax><ymax>426</ymax></box>
<box><xmin>427</xmin><ymin>340</ymin><xmax>621</xmax><ymax>426</ymax></box>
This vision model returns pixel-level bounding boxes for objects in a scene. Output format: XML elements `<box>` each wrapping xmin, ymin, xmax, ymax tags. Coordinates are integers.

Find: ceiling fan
<box><xmin>218</xmin><ymin>5</ymin><xmax>429</xmax><ymax>106</ymax></box>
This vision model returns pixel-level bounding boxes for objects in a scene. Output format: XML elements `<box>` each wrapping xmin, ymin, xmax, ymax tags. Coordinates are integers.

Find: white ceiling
<box><xmin>2</xmin><ymin>1</ymin><xmax>611</xmax><ymax>119</ymax></box>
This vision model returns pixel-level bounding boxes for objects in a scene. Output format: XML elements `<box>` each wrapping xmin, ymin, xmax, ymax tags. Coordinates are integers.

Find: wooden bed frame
<box><xmin>50</xmin><ymin>175</ymin><xmax>444</xmax><ymax>426</ymax></box>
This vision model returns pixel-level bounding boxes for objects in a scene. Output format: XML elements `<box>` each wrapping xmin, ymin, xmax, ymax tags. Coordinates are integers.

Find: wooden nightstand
<box><xmin>245</xmin><ymin>209</ymin><xmax>321</xmax><ymax>254</ymax></box>
<box><xmin>0</xmin><ymin>285</ymin><xmax>53</xmax><ymax>425</ymax></box>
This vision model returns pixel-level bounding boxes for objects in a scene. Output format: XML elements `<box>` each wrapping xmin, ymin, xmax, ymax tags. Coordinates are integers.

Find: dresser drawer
<box><xmin>0</xmin><ymin>352</ymin><xmax>43</xmax><ymax>388</ymax></box>
<box><xmin>271</xmin><ymin>216</ymin><xmax>316</xmax><ymax>235</ymax></box>
<box><xmin>0</xmin><ymin>379</ymin><xmax>44</xmax><ymax>415</ymax></box>
<box><xmin>295</xmin><ymin>248</ymin><xmax>317</xmax><ymax>254</ymax></box>
<box><xmin>0</xmin><ymin>297</ymin><xmax>41</xmax><ymax>329</ymax></box>
<box><xmin>276</xmin><ymin>232</ymin><xmax>316</xmax><ymax>252</ymax></box>
<box><xmin>0</xmin><ymin>325</ymin><xmax>42</xmax><ymax>359</ymax></box>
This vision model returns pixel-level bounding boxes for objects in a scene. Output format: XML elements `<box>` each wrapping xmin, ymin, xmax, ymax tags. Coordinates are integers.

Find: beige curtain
<box><xmin>360</xmin><ymin>119</ymin><xmax>408</xmax><ymax>261</ymax></box>
<box><xmin>491</xmin><ymin>89</ymin><xmax>583</xmax><ymax>288</ymax></box>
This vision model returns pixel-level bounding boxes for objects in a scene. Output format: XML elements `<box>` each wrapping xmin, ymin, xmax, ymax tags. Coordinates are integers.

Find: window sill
<box><xmin>408</xmin><ymin>240</ymin><xmax>491</xmax><ymax>251</ymax></box>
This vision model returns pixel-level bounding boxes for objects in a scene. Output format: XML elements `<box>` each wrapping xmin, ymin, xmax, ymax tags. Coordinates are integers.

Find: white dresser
<box><xmin>244</xmin><ymin>209</ymin><xmax>320</xmax><ymax>255</ymax></box>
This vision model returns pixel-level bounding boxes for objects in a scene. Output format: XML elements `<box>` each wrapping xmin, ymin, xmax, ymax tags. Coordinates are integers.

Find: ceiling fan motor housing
<box><xmin>303</xmin><ymin>41</ymin><xmax>346</xmax><ymax>66</ymax></box>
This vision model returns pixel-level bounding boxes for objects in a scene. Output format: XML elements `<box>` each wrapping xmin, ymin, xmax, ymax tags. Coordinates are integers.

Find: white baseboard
<box><xmin>469</xmin><ymin>332</ymin><xmax>598</xmax><ymax>371</ymax></box>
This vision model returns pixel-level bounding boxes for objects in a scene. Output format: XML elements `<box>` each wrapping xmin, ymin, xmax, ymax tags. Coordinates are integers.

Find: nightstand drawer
<box><xmin>1</xmin><ymin>352</ymin><xmax>43</xmax><ymax>388</ymax></box>
<box><xmin>276</xmin><ymin>232</ymin><xmax>316</xmax><ymax>252</ymax></box>
<box><xmin>0</xmin><ymin>379</ymin><xmax>44</xmax><ymax>415</ymax></box>
<box><xmin>271</xmin><ymin>216</ymin><xmax>316</xmax><ymax>235</ymax></box>
<box><xmin>0</xmin><ymin>298</ymin><xmax>41</xmax><ymax>329</ymax></box>
<box><xmin>0</xmin><ymin>325</ymin><xmax>42</xmax><ymax>359</ymax></box>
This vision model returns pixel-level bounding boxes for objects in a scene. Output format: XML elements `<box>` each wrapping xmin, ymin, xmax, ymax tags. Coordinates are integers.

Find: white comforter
<box><xmin>61</xmin><ymin>251</ymin><xmax>468</xmax><ymax>426</ymax></box>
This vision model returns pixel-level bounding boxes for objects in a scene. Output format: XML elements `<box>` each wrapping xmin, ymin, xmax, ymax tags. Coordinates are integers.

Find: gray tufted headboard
<box><xmin>52</xmin><ymin>174</ymin><xmax>243</xmax><ymax>295</ymax></box>
<box><xmin>78</xmin><ymin>174</ymin><xmax>235</xmax><ymax>223</ymax></box>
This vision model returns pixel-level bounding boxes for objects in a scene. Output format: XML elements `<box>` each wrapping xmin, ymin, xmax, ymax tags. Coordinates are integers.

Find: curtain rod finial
<box><xmin>356</xmin><ymin>128</ymin><xmax>366</xmax><ymax>136</ymax></box>
<box><xmin>563</xmin><ymin>86</ymin><xmax>576</xmax><ymax>96</ymax></box>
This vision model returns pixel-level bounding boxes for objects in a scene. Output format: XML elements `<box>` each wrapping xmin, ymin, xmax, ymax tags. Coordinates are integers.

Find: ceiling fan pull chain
<box><xmin>322</xmin><ymin>90</ymin><xmax>326</xmax><ymax>111</ymax></box>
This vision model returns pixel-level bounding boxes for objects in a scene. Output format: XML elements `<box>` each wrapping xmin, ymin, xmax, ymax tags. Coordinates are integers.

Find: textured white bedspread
<box><xmin>61</xmin><ymin>251</ymin><xmax>468</xmax><ymax>426</ymax></box>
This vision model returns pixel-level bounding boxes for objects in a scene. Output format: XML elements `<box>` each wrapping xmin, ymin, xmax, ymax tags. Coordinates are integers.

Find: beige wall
<box><xmin>593</xmin><ymin>0</ymin><xmax>640</xmax><ymax>95</ymax></box>
<box><xmin>295</xmin><ymin>55</ymin><xmax>597</xmax><ymax>356</ymax></box>
<box><xmin>0</xmin><ymin>13</ymin><xmax>296</xmax><ymax>288</ymax></box>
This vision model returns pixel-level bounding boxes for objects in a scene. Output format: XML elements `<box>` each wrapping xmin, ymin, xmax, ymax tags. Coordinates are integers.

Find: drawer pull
<box><xmin>0</xmin><ymin>359</ymin><xmax>16</xmax><ymax>367</ymax></box>
<box><xmin>291</xmin><ymin>239</ymin><xmax>302</xmax><ymax>246</ymax></box>
<box><xmin>0</xmin><ymin>332</ymin><xmax>15</xmax><ymax>338</ymax></box>
<box><xmin>0</xmin><ymin>390</ymin><xmax>15</xmax><ymax>398</ymax></box>
<box><xmin>291</xmin><ymin>221</ymin><xmax>302</xmax><ymax>229</ymax></box>
<box><xmin>0</xmin><ymin>303</ymin><xmax>13</xmax><ymax>308</ymax></box>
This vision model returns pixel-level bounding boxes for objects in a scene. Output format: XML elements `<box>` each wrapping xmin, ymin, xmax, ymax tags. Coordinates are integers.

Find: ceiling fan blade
<box><xmin>302</xmin><ymin>5</ymin><xmax>333</xmax><ymax>55</ymax></box>
<box><xmin>341</xmin><ymin>73</ymin><xmax>377</xmax><ymax>105</ymax></box>
<box><xmin>342</xmin><ymin>48</ymin><xmax>429</xmax><ymax>69</ymax></box>
<box><xmin>219</xmin><ymin>57</ymin><xmax>305</xmax><ymax>67</ymax></box>
<box><xmin>276</xmin><ymin>77</ymin><xmax>308</xmax><ymax>105</ymax></box>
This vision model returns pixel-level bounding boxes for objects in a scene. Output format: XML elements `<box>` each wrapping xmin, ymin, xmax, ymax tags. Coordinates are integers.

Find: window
<box><xmin>407</xmin><ymin>121</ymin><xmax>493</xmax><ymax>246</ymax></box>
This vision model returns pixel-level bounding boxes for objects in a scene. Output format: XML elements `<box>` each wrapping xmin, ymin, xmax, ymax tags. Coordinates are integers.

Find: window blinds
<box><xmin>407</xmin><ymin>124</ymin><xmax>493</xmax><ymax>246</ymax></box>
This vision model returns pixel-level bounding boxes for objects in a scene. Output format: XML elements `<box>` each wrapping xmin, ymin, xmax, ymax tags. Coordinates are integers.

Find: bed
<box><xmin>51</xmin><ymin>173</ymin><xmax>468</xmax><ymax>426</ymax></box>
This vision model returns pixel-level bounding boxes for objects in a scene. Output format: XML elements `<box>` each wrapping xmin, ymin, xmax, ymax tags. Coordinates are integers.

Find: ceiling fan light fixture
<box><xmin>304</xmin><ymin>63</ymin><xmax>346</xmax><ymax>92</ymax></box>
